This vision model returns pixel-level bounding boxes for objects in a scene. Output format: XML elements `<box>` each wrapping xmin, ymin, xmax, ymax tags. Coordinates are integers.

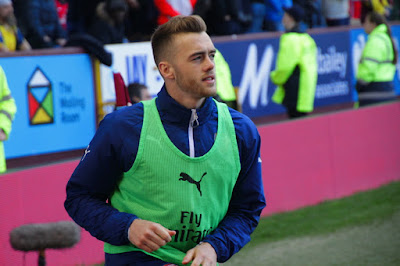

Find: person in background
<box><xmin>0</xmin><ymin>66</ymin><xmax>16</xmax><ymax>173</ymax></box>
<box><xmin>214</xmin><ymin>49</ymin><xmax>238</xmax><ymax>110</ymax></box>
<box><xmin>270</xmin><ymin>4</ymin><xmax>318</xmax><ymax>119</ymax></box>
<box><xmin>26</xmin><ymin>0</ymin><xmax>68</xmax><ymax>48</ymax></box>
<box><xmin>361</xmin><ymin>0</ymin><xmax>391</xmax><ymax>23</ymax></box>
<box><xmin>154</xmin><ymin>0</ymin><xmax>197</xmax><ymax>25</ymax></box>
<box><xmin>321</xmin><ymin>0</ymin><xmax>350</xmax><ymax>27</ymax></box>
<box><xmin>66</xmin><ymin>0</ymin><xmax>103</xmax><ymax>35</ymax></box>
<box><xmin>264</xmin><ymin>0</ymin><xmax>292</xmax><ymax>32</ymax></box>
<box><xmin>87</xmin><ymin>0</ymin><xmax>128</xmax><ymax>45</ymax></box>
<box><xmin>356</xmin><ymin>11</ymin><xmax>398</xmax><ymax>106</ymax></box>
<box><xmin>127</xmin><ymin>82</ymin><xmax>152</xmax><ymax>104</ymax></box>
<box><xmin>294</xmin><ymin>0</ymin><xmax>325</xmax><ymax>29</ymax></box>
<box><xmin>65</xmin><ymin>15</ymin><xmax>265</xmax><ymax>265</ymax></box>
<box><xmin>247</xmin><ymin>0</ymin><xmax>266</xmax><ymax>33</ymax></box>
<box><xmin>0</xmin><ymin>0</ymin><xmax>31</xmax><ymax>51</ymax></box>
<box><xmin>55</xmin><ymin>0</ymin><xmax>68</xmax><ymax>31</ymax></box>
<box><xmin>200</xmin><ymin>0</ymin><xmax>252</xmax><ymax>36</ymax></box>
<box><xmin>124</xmin><ymin>0</ymin><xmax>158</xmax><ymax>41</ymax></box>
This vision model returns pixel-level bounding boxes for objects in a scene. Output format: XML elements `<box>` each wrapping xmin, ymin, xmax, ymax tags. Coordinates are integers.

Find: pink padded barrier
<box><xmin>0</xmin><ymin>160</ymin><xmax>104</xmax><ymax>265</ymax></box>
<box><xmin>260</xmin><ymin>102</ymin><xmax>400</xmax><ymax>216</ymax></box>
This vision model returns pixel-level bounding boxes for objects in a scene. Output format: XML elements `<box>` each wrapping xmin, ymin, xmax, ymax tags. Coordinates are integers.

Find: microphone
<box><xmin>10</xmin><ymin>221</ymin><xmax>81</xmax><ymax>265</ymax></box>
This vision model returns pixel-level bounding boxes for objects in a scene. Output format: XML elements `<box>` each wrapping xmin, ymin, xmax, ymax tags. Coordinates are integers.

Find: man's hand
<box><xmin>182</xmin><ymin>242</ymin><xmax>217</xmax><ymax>266</ymax></box>
<box><xmin>128</xmin><ymin>219</ymin><xmax>176</xmax><ymax>253</ymax></box>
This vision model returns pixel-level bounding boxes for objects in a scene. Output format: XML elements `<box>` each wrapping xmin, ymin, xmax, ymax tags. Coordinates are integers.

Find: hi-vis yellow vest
<box><xmin>0</xmin><ymin>66</ymin><xmax>16</xmax><ymax>173</ymax></box>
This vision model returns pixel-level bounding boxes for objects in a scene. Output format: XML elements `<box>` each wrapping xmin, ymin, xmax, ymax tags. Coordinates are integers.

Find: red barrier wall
<box><xmin>1</xmin><ymin>102</ymin><xmax>399</xmax><ymax>265</ymax></box>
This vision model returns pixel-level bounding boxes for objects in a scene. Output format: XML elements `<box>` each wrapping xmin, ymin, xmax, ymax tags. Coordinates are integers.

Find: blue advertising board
<box><xmin>392</xmin><ymin>25</ymin><xmax>400</xmax><ymax>95</ymax></box>
<box><xmin>1</xmin><ymin>54</ymin><xmax>96</xmax><ymax>159</ymax></box>
<box><xmin>311</xmin><ymin>31</ymin><xmax>353</xmax><ymax>107</ymax></box>
<box><xmin>216</xmin><ymin>25</ymin><xmax>400</xmax><ymax>119</ymax></box>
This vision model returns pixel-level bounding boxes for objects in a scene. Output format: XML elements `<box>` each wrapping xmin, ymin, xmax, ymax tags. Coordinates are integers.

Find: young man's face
<box><xmin>169</xmin><ymin>32</ymin><xmax>217</xmax><ymax>100</ymax></box>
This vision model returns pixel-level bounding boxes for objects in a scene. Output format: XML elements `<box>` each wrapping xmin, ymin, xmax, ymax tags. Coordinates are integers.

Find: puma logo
<box><xmin>179</xmin><ymin>172</ymin><xmax>207</xmax><ymax>196</ymax></box>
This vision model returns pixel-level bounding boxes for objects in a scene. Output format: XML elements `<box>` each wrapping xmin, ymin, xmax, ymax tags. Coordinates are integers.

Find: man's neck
<box><xmin>165</xmin><ymin>85</ymin><xmax>205</xmax><ymax>109</ymax></box>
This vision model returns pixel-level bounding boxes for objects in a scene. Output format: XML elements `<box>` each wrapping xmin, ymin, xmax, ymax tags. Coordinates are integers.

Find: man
<box><xmin>26</xmin><ymin>0</ymin><xmax>67</xmax><ymax>48</ymax></box>
<box><xmin>87</xmin><ymin>0</ymin><xmax>128</xmax><ymax>45</ymax></box>
<box><xmin>270</xmin><ymin>4</ymin><xmax>317</xmax><ymax>119</ymax></box>
<box><xmin>65</xmin><ymin>15</ymin><xmax>265</xmax><ymax>266</ymax></box>
<box><xmin>0</xmin><ymin>0</ymin><xmax>31</xmax><ymax>52</ymax></box>
<box><xmin>321</xmin><ymin>0</ymin><xmax>350</xmax><ymax>27</ymax></box>
<box><xmin>154</xmin><ymin>0</ymin><xmax>196</xmax><ymax>25</ymax></box>
<box><xmin>0</xmin><ymin>66</ymin><xmax>16</xmax><ymax>173</ymax></box>
<box><xmin>264</xmin><ymin>0</ymin><xmax>292</xmax><ymax>32</ymax></box>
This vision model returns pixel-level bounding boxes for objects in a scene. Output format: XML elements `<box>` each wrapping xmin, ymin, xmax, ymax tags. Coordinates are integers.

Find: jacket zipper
<box><xmin>188</xmin><ymin>109</ymin><xmax>199</xmax><ymax>158</ymax></box>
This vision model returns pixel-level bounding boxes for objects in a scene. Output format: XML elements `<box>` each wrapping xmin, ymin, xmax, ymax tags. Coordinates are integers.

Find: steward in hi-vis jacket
<box><xmin>271</xmin><ymin>4</ymin><xmax>318</xmax><ymax>119</ymax></box>
<box><xmin>0</xmin><ymin>65</ymin><xmax>16</xmax><ymax>173</ymax></box>
<box><xmin>214</xmin><ymin>49</ymin><xmax>238</xmax><ymax>110</ymax></box>
<box><xmin>356</xmin><ymin>11</ymin><xmax>398</xmax><ymax>106</ymax></box>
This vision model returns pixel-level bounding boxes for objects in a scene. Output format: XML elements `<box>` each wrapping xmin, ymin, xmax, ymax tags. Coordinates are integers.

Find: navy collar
<box><xmin>155</xmin><ymin>85</ymin><xmax>215</xmax><ymax>126</ymax></box>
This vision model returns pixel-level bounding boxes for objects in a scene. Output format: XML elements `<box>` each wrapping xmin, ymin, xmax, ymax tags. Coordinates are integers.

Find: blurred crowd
<box><xmin>0</xmin><ymin>0</ymin><xmax>399</xmax><ymax>52</ymax></box>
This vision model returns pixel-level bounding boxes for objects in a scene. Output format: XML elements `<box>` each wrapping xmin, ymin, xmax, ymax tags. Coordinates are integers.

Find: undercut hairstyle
<box><xmin>151</xmin><ymin>15</ymin><xmax>207</xmax><ymax>66</ymax></box>
<box><xmin>366</xmin><ymin>12</ymin><xmax>398</xmax><ymax>65</ymax></box>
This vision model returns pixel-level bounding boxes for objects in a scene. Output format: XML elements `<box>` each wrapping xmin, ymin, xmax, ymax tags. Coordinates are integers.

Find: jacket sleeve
<box><xmin>0</xmin><ymin>67</ymin><xmax>16</xmax><ymax>138</ymax></box>
<box><xmin>270</xmin><ymin>34</ymin><xmax>301</xmax><ymax>86</ymax></box>
<box><xmin>202</xmin><ymin>111</ymin><xmax>266</xmax><ymax>262</ymax></box>
<box><xmin>64</xmin><ymin>111</ymin><xmax>140</xmax><ymax>245</ymax></box>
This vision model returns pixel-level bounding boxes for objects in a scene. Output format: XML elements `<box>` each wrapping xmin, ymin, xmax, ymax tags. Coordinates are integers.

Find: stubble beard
<box><xmin>176</xmin><ymin>74</ymin><xmax>216</xmax><ymax>99</ymax></box>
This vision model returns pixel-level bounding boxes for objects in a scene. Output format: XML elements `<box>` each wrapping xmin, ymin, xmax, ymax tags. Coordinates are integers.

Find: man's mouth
<box><xmin>203</xmin><ymin>75</ymin><xmax>215</xmax><ymax>83</ymax></box>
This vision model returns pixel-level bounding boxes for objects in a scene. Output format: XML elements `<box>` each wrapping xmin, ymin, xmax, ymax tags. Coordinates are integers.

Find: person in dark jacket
<box><xmin>202</xmin><ymin>0</ymin><xmax>252</xmax><ymax>36</ymax></box>
<box><xmin>124</xmin><ymin>0</ymin><xmax>158</xmax><ymax>41</ymax></box>
<box><xmin>87</xmin><ymin>0</ymin><xmax>128</xmax><ymax>45</ymax></box>
<box><xmin>65</xmin><ymin>15</ymin><xmax>265</xmax><ymax>265</ymax></box>
<box><xmin>66</xmin><ymin>0</ymin><xmax>103</xmax><ymax>35</ymax></box>
<box><xmin>26</xmin><ymin>0</ymin><xmax>67</xmax><ymax>48</ymax></box>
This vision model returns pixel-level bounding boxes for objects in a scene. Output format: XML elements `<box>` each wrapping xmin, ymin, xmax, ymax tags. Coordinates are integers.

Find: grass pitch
<box><xmin>223</xmin><ymin>181</ymin><xmax>400</xmax><ymax>266</ymax></box>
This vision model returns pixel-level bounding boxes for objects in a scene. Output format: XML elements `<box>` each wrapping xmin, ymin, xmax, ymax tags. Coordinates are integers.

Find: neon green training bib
<box><xmin>104</xmin><ymin>98</ymin><xmax>241</xmax><ymax>265</ymax></box>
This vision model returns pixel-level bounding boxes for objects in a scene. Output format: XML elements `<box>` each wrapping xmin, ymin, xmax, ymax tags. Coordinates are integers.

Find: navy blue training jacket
<box><xmin>64</xmin><ymin>86</ymin><xmax>266</xmax><ymax>264</ymax></box>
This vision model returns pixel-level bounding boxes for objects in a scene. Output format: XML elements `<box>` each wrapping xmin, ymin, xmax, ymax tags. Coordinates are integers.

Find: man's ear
<box><xmin>159</xmin><ymin>61</ymin><xmax>175</xmax><ymax>80</ymax></box>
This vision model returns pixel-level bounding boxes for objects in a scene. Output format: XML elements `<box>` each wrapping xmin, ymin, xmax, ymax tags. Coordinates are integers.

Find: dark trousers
<box><xmin>287</xmin><ymin>109</ymin><xmax>308</xmax><ymax>119</ymax></box>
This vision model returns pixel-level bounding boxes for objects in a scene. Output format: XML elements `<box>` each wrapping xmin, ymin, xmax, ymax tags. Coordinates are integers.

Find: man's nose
<box><xmin>203</xmin><ymin>56</ymin><xmax>215</xmax><ymax>72</ymax></box>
